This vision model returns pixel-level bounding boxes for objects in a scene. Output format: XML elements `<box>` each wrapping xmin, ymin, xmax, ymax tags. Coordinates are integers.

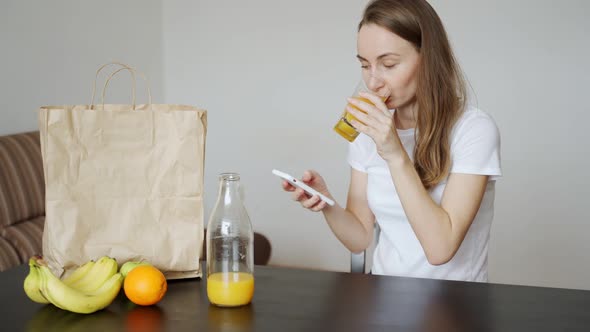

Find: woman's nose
<box><xmin>366</xmin><ymin>73</ymin><xmax>385</xmax><ymax>92</ymax></box>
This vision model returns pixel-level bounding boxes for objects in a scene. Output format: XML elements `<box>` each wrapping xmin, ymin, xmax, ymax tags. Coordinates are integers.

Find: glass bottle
<box><xmin>206</xmin><ymin>173</ymin><xmax>254</xmax><ymax>307</ymax></box>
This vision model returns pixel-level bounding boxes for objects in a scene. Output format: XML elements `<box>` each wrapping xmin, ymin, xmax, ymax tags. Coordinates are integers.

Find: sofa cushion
<box><xmin>0</xmin><ymin>236</ymin><xmax>21</xmax><ymax>272</ymax></box>
<box><xmin>0</xmin><ymin>131</ymin><xmax>45</xmax><ymax>228</ymax></box>
<box><xmin>0</xmin><ymin>216</ymin><xmax>44</xmax><ymax>262</ymax></box>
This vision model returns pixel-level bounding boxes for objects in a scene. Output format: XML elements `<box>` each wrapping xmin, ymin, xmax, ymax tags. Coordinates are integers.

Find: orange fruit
<box><xmin>124</xmin><ymin>265</ymin><xmax>167</xmax><ymax>306</ymax></box>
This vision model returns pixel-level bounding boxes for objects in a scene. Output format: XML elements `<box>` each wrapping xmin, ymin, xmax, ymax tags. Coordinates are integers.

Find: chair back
<box><xmin>350</xmin><ymin>223</ymin><xmax>380</xmax><ymax>273</ymax></box>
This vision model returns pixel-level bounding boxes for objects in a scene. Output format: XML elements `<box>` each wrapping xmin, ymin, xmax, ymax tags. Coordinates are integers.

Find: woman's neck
<box><xmin>394</xmin><ymin>103</ymin><xmax>418</xmax><ymax>130</ymax></box>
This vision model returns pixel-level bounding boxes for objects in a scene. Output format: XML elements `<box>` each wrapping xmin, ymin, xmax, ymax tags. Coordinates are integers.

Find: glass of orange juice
<box><xmin>333</xmin><ymin>79</ymin><xmax>390</xmax><ymax>142</ymax></box>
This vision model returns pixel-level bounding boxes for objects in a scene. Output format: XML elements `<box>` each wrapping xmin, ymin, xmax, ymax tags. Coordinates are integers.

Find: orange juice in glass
<box><xmin>334</xmin><ymin>79</ymin><xmax>389</xmax><ymax>142</ymax></box>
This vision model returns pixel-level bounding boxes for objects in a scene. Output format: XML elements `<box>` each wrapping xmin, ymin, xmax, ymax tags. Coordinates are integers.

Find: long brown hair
<box><xmin>359</xmin><ymin>0</ymin><xmax>466</xmax><ymax>189</ymax></box>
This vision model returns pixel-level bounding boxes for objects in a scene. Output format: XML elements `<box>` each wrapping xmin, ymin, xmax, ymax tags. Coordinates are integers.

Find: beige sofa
<box><xmin>0</xmin><ymin>131</ymin><xmax>45</xmax><ymax>271</ymax></box>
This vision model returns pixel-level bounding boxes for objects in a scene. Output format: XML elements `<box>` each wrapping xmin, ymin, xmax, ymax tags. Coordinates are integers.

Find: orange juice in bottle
<box><xmin>207</xmin><ymin>272</ymin><xmax>254</xmax><ymax>307</ymax></box>
<box><xmin>206</xmin><ymin>173</ymin><xmax>254</xmax><ymax>307</ymax></box>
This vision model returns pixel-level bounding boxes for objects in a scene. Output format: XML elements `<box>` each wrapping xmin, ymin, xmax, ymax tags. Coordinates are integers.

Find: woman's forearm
<box><xmin>386</xmin><ymin>152</ymin><xmax>454</xmax><ymax>265</ymax></box>
<box><xmin>322</xmin><ymin>204</ymin><xmax>374</xmax><ymax>254</ymax></box>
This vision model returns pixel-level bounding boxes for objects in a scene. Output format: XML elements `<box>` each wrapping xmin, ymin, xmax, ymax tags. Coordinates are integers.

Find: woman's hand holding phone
<box><xmin>273</xmin><ymin>169</ymin><xmax>335</xmax><ymax>210</ymax></box>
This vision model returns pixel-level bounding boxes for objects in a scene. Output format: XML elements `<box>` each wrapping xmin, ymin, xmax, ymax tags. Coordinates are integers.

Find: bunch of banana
<box><xmin>23</xmin><ymin>257</ymin><xmax>50</xmax><ymax>304</ymax></box>
<box><xmin>23</xmin><ymin>256</ymin><xmax>123</xmax><ymax>314</ymax></box>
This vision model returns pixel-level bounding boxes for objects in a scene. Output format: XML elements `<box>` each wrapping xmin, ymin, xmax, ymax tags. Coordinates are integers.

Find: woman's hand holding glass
<box><xmin>346</xmin><ymin>91</ymin><xmax>404</xmax><ymax>162</ymax></box>
<box><xmin>334</xmin><ymin>79</ymin><xmax>390</xmax><ymax>142</ymax></box>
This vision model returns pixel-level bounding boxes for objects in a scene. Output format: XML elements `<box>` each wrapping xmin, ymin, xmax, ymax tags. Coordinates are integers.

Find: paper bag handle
<box><xmin>90</xmin><ymin>62</ymin><xmax>136</xmax><ymax>107</ymax></box>
<box><xmin>89</xmin><ymin>62</ymin><xmax>152</xmax><ymax>110</ymax></box>
<box><xmin>102</xmin><ymin>67</ymin><xmax>153</xmax><ymax>109</ymax></box>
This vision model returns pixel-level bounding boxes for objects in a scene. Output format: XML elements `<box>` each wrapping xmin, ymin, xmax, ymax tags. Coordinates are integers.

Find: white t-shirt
<box><xmin>347</xmin><ymin>107</ymin><xmax>502</xmax><ymax>282</ymax></box>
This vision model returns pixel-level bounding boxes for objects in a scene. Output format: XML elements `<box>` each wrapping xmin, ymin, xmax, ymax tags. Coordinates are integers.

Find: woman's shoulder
<box><xmin>457</xmin><ymin>106</ymin><xmax>498</xmax><ymax>125</ymax></box>
<box><xmin>449</xmin><ymin>106</ymin><xmax>502</xmax><ymax>178</ymax></box>
<box><xmin>453</xmin><ymin>106</ymin><xmax>500</xmax><ymax>138</ymax></box>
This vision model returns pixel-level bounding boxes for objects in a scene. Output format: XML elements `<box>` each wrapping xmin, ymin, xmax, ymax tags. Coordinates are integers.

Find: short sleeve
<box><xmin>347</xmin><ymin>133</ymin><xmax>372</xmax><ymax>172</ymax></box>
<box><xmin>450</xmin><ymin>109</ymin><xmax>502</xmax><ymax>181</ymax></box>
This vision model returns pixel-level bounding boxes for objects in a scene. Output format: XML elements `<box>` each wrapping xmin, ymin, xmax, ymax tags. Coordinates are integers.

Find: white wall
<box><xmin>432</xmin><ymin>0</ymin><xmax>590</xmax><ymax>290</ymax></box>
<box><xmin>163</xmin><ymin>0</ymin><xmax>590</xmax><ymax>290</ymax></box>
<box><xmin>0</xmin><ymin>0</ymin><xmax>164</xmax><ymax>136</ymax></box>
<box><xmin>3</xmin><ymin>0</ymin><xmax>589</xmax><ymax>290</ymax></box>
<box><xmin>162</xmin><ymin>0</ymin><xmax>366</xmax><ymax>273</ymax></box>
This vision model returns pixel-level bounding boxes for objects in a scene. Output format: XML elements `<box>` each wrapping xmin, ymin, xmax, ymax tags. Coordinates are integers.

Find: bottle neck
<box><xmin>217</xmin><ymin>173</ymin><xmax>242</xmax><ymax>207</ymax></box>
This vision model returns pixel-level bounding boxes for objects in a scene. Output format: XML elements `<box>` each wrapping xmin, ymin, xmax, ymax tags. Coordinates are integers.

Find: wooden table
<box><xmin>2</xmin><ymin>263</ymin><xmax>590</xmax><ymax>331</ymax></box>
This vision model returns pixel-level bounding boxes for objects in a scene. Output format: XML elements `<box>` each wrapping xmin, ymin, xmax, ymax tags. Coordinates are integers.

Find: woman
<box><xmin>281</xmin><ymin>0</ymin><xmax>501</xmax><ymax>282</ymax></box>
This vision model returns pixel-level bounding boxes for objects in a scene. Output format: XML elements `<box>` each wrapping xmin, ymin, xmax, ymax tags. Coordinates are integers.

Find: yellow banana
<box><xmin>67</xmin><ymin>256</ymin><xmax>118</xmax><ymax>293</ymax></box>
<box><xmin>36</xmin><ymin>261</ymin><xmax>123</xmax><ymax>314</ymax></box>
<box><xmin>23</xmin><ymin>257</ymin><xmax>50</xmax><ymax>304</ymax></box>
<box><xmin>61</xmin><ymin>260</ymin><xmax>95</xmax><ymax>286</ymax></box>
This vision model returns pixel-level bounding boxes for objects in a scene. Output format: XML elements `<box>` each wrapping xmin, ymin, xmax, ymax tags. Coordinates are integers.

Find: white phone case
<box><xmin>272</xmin><ymin>169</ymin><xmax>335</xmax><ymax>206</ymax></box>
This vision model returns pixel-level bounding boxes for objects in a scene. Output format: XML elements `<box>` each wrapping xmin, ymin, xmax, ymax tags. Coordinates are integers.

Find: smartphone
<box><xmin>272</xmin><ymin>169</ymin><xmax>335</xmax><ymax>206</ymax></box>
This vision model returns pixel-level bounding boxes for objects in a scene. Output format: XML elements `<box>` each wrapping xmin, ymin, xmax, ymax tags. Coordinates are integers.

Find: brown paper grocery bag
<box><xmin>38</xmin><ymin>63</ymin><xmax>206</xmax><ymax>279</ymax></box>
